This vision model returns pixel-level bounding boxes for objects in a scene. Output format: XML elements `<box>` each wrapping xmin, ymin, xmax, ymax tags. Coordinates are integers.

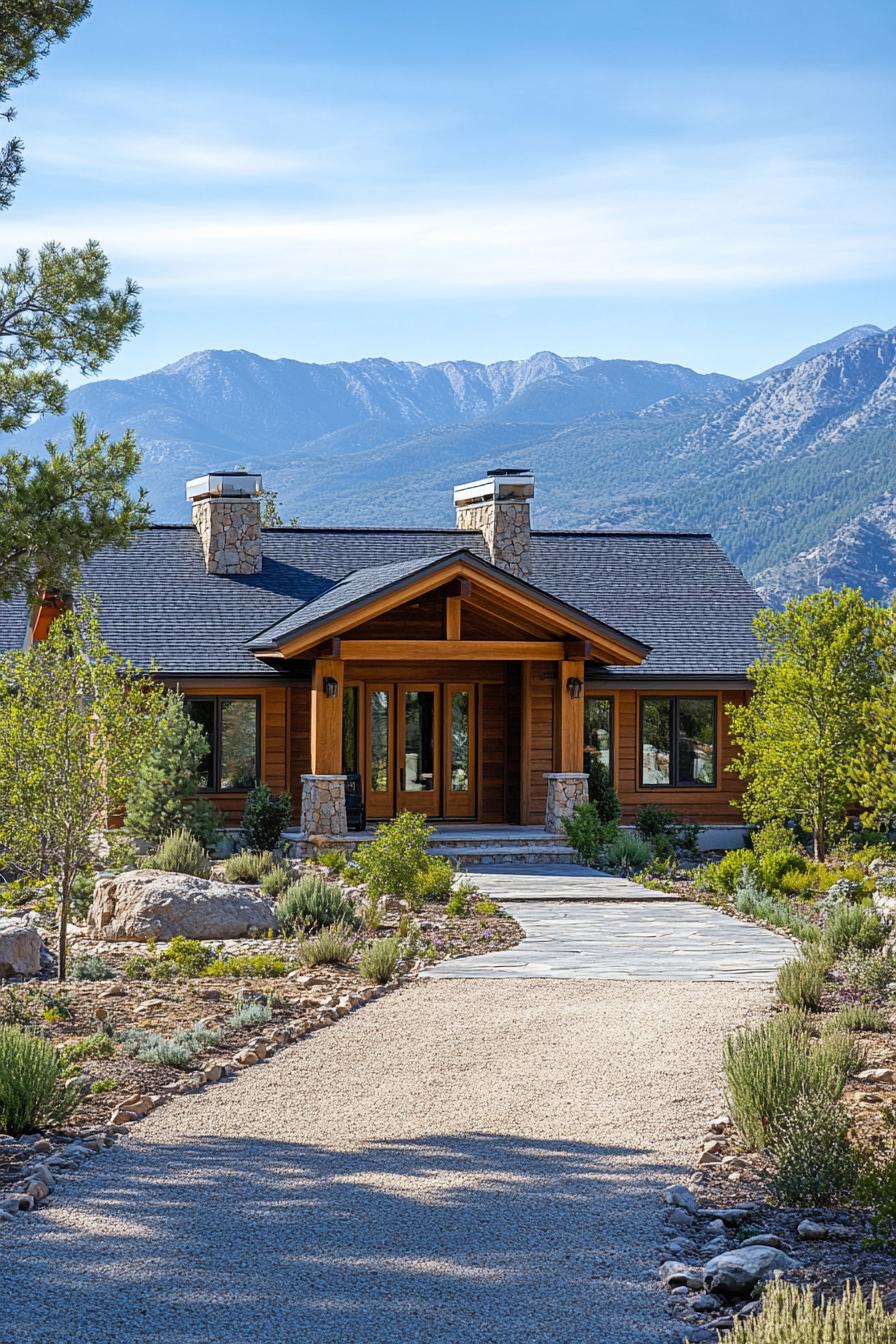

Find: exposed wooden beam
<box><xmin>445</xmin><ymin>596</ymin><xmax>461</xmax><ymax>640</ymax></box>
<box><xmin>339</xmin><ymin>639</ymin><xmax>566</xmax><ymax>661</ymax></box>
<box><xmin>564</xmin><ymin>639</ymin><xmax>592</xmax><ymax>659</ymax></box>
<box><xmin>306</xmin><ymin>636</ymin><xmax>341</xmax><ymax>658</ymax></box>
<box><xmin>461</xmin><ymin>590</ymin><xmax>553</xmax><ymax>639</ymax></box>
<box><xmin>310</xmin><ymin>657</ymin><xmax>344</xmax><ymax>774</ymax></box>
<box><xmin>445</xmin><ymin>578</ymin><xmax>472</xmax><ymax>597</ymax></box>
<box><xmin>558</xmin><ymin>658</ymin><xmax>585</xmax><ymax>772</ymax></box>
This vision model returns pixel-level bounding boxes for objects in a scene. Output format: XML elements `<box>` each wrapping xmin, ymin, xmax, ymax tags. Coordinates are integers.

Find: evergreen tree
<box><xmin>126</xmin><ymin>695</ymin><xmax>221</xmax><ymax>845</ymax></box>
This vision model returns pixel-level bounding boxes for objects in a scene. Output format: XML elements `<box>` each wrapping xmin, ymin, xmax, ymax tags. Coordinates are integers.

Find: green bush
<box><xmin>227</xmin><ymin>997</ymin><xmax>273</xmax><ymax>1029</ymax></box>
<box><xmin>60</xmin><ymin>1030</ymin><xmax>116</xmax><ymax>1068</ymax></box>
<box><xmin>751</xmin><ymin>820</ymin><xmax>801</xmax><ymax>859</ymax></box>
<box><xmin>298</xmin><ymin>923</ymin><xmax>356</xmax><ymax>966</ymax></box>
<box><xmin>315</xmin><ymin>849</ymin><xmax>349</xmax><ymax>875</ymax></box>
<box><xmin>145</xmin><ymin>826</ymin><xmax>211</xmax><ymax>878</ymax></box>
<box><xmin>824</xmin><ymin>903</ymin><xmax>890</xmax><ymax>954</ymax></box>
<box><xmin>473</xmin><ymin>898</ymin><xmax>500</xmax><ymax>916</ymax></box>
<box><xmin>120</xmin><ymin>1021</ymin><xmax>222</xmax><ymax>1069</ymax></box>
<box><xmin>276</xmin><ymin>874</ymin><xmax>358</xmax><ymax>934</ymax></box>
<box><xmin>126</xmin><ymin>694</ymin><xmax>223</xmax><ymax>845</ymax></box>
<box><xmin>241</xmin><ymin>784</ymin><xmax>292</xmax><ymax>853</ymax></box>
<box><xmin>701</xmin><ymin>848</ymin><xmax>757</xmax><ymax>894</ymax></box>
<box><xmin>70</xmin><ymin>869</ymin><xmax>96</xmax><ymax>920</ymax></box>
<box><xmin>734</xmin><ymin>871</ymin><xmax>820</xmax><ymax>943</ymax></box>
<box><xmin>727</xmin><ymin>1280</ymin><xmax>896</xmax><ymax>1343</ymax></box>
<box><xmin>70</xmin><ymin>954</ymin><xmax>114</xmax><ymax>981</ymax></box>
<box><xmin>842</xmin><ymin>949</ymin><xmax>896</xmax><ymax>993</ymax></box>
<box><xmin>776</xmin><ymin>953</ymin><xmax>830</xmax><ymax>1011</ymax></box>
<box><xmin>184</xmin><ymin>797</ymin><xmax>225</xmax><ymax>850</ymax></box>
<box><xmin>829</xmin><ymin>1003</ymin><xmax>889</xmax><ymax>1033</ymax></box>
<box><xmin>359</xmin><ymin>936</ymin><xmax>400</xmax><ymax>984</ymax></box>
<box><xmin>161</xmin><ymin>936</ymin><xmax>211</xmax><ymax>976</ymax></box>
<box><xmin>723</xmin><ymin>1012</ymin><xmax>848</xmax><ymax>1151</ymax></box>
<box><xmin>634</xmin><ymin>803</ymin><xmax>678</xmax><ymax>841</ymax></box>
<box><xmin>587</xmin><ymin>758</ymin><xmax>621</xmax><ymax>826</ymax></box>
<box><xmin>605</xmin><ymin>832</ymin><xmax>651</xmax><ymax>872</ymax></box>
<box><xmin>416</xmin><ymin>856</ymin><xmax>456</xmax><ymax>903</ymax></box>
<box><xmin>224</xmin><ymin>850</ymin><xmax>281</xmax><ymax>883</ymax></box>
<box><xmin>260</xmin><ymin>865</ymin><xmax>293</xmax><ymax>899</ymax></box>
<box><xmin>818</xmin><ymin>1021</ymin><xmax>866</xmax><ymax>1077</ymax></box>
<box><xmin>354</xmin><ymin>812</ymin><xmax>432</xmax><ymax>902</ymax></box>
<box><xmin>759</xmin><ymin>850</ymin><xmax>807</xmax><ymax>890</ymax></box>
<box><xmin>203</xmin><ymin>952</ymin><xmax>287</xmax><ymax>977</ymax></box>
<box><xmin>446</xmin><ymin>890</ymin><xmax>470</xmax><ymax>918</ymax></box>
<box><xmin>0</xmin><ymin>1027</ymin><xmax>76</xmax><ymax>1133</ymax></box>
<box><xmin>769</xmin><ymin>1094</ymin><xmax>858</xmax><ymax>1207</ymax></box>
<box><xmin>562</xmin><ymin>802</ymin><xmax>616</xmax><ymax>866</ymax></box>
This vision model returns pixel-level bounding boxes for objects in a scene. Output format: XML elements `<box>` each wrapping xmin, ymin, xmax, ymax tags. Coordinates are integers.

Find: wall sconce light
<box><xmin>323</xmin><ymin>676</ymin><xmax>339</xmax><ymax>698</ymax></box>
<box><xmin>566</xmin><ymin>676</ymin><xmax>583</xmax><ymax>700</ymax></box>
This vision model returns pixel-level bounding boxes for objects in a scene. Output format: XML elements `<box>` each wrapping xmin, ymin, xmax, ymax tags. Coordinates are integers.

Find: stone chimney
<box><xmin>453</xmin><ymin>468</ymin><xmax>534</xmax><ymax>578</ymax></box>
<box><xmin>186</xmin><ymin>471</ymin><xmax>263</xmax><ymax>575</ymax></box>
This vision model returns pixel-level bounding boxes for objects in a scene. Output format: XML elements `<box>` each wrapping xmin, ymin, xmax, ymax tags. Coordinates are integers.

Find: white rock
<box><xmin>0</xmin><ymin>919</ymin><xmax>44</xmax><ymax>977</ymax></box>
<box><xmin>703</xmin><ymin>1246</ymin><xmax>799</xmax><ymax>1297</ymax></box>
<box><xmin>797</xmin><ymin>1219</ymin><xmax>828</xmax><ymax>1241</ymax></box>
<box><xmin>86</xmin><ymin>870</ymin><xmax>278</xmax><ymax>941</ymax></box>
<box><xmin>664</xmin><ymin>1185</ymin><xmax>699</xmax><ymax>1214</ymax></box>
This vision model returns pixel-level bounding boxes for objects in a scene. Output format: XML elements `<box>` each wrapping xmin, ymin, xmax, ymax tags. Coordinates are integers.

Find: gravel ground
<box><xmin>0</xmin><ymin>977</ymin><xmax>771</xmax><ymax>1344</ymax></box>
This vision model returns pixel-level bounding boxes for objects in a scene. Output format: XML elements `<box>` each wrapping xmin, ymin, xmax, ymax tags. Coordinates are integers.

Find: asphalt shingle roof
<box><xmin>0</xmin><ymin>524</ymin><xmax>761</xmax><ymax>679</ymax></box>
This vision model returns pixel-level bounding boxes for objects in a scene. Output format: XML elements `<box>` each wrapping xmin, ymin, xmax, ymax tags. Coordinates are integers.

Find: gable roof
<box><xmin>0</xmin><ymin>523</ymin><xmax>761</xmax><ymax>679</ymax></box>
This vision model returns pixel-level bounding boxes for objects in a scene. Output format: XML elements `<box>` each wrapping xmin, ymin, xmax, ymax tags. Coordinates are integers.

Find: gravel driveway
<box><xmin>0</xmin><ymin>976</ymin><xmax>770</xmax><ymax>1344</ymax></box>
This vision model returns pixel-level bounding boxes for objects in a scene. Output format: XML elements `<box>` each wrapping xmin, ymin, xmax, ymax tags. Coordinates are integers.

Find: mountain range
<box><xmin>10</xmin><ymin>323</ymin><xmax>896</xmax><ymax>605</ymax></box>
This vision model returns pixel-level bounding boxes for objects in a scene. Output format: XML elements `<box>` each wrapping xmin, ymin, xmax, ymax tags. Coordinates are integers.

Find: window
<box><xmin>640</xmin><ymin>696</ymin><xmax>716</xmax><ymax>787</ymax></box>
<box><xmin>342</xmin><ymin>686</ymin><xmax>359</xmax><ymax>775</ymax></box>
<box><xmin>584</xmin><ymin>696</ymin><xmax>613</xmax><ymax>775</ymax></box>
<box><xmin>185</xmin><ymin>696</ymin><xmax>260</xmax><ymax>791</ymax></box>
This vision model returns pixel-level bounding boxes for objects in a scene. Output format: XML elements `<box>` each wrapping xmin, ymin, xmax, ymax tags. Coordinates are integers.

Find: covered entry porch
<box><xmin>247</xmin><ymin>549</ymin><xmax>649</xmax><ymax>837</ymax></box>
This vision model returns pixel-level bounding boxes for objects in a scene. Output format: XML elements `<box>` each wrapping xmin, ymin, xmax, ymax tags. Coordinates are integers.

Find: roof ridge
<box><xmin>141</xmin><ymin>522</ymin><xmax>714</xmax><ymax>540</ymax></box>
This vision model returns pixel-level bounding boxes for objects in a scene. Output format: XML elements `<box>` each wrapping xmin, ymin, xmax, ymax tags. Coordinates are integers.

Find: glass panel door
<box><xmin>365</xmin><ymin>685</ymin><xmax>393</xmax><ymax>819</ymax></box>
<box><xmin>444</xmin><ymin>684</ymin><xmax>476</xmax><ymax>818</ymax></box>
<box><xmin>396</xmin><ymin>685</ymin><xmax>440</xmax><ymax>815</ymax></box>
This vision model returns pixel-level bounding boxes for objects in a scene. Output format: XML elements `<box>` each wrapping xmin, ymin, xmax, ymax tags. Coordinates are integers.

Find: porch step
<box><xmin>282</xmin><ymin>826</ymin><xmax>579</xmax><ymax>867</ymax></box>
<box><xmin>430</xmin><ymin>843</ymin><xmax>578</xmax><ymax>867</ymax></box>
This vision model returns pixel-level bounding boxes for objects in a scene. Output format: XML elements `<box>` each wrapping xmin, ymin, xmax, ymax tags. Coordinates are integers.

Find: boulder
<box><xmin>86</xmin><ymin>870</ymin><xmax>278</xmax><ymax>941</ymax></box>
<box><xmin>0</xmin><ymin>919</ymin><xmax>44</xmax><ymax>977</ymax></box>
<box><xmin>703</xmin><ymin>1246</ymin><xmax>799</xmax><ymax>1297</ymax></box>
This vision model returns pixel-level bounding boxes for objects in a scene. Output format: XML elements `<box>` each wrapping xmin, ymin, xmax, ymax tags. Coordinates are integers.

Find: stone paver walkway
<box><xmin>425</xmin><ymin>898</ymin><xmax>793</xmax><ymax>981</ymax></box>
<box><xmin>457</xmin><ymin>863</ymin><xmax>672</xmax><ymax>901</ymax></box>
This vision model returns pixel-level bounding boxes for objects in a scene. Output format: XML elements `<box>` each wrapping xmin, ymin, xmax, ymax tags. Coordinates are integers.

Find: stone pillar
<box><xmin>192</xmin><ymin>497</ymin><xmax>262</xmax><ymax>575</ymax></box>
<box><xmin>543</xmin><ymin>772</ymin><xmax>588</xmax><ymax>833</ymax></box>
<box><xmin>299</xmin><ymin>774</ymin><xmax>347</xmax><ymax>837</ymax></box>
<box><xmin>454</xmin><ymin>499</ymin><xmax>532</xmax><ymax>578</ymax></box>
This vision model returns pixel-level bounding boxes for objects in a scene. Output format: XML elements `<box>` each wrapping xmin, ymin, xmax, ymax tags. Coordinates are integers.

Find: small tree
<box><xmin>587</xmin><ymin>757</ymin><xmax>621</xmax><ymax>827</ymax></box>
<box><xmin>850</xmin><ymin>624</ymin><xmax>896</xmax><ymax>832</ymax></box>
<box><xmin>241</xmin><ymin>783</ymin><xmax>292</xmax><ymax>852</ymax></box>
<box><xmin>125</xmin><ymin>694</ymin><xmax>219</xmax><ymax>844</ymax></box>
<box><xmin>728</xmin><ymin>588</ymin><xmax>891</xmax><ymax>861</ymax></box>
<box><xmin>0</xmin><ymin>603</ymin><xmax>165</xmax><ymax>978</ymax></box>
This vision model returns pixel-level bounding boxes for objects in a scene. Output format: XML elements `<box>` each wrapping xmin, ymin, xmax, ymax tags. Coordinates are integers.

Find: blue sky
<box><xmin>4</xmin><ymin>0</ymin><xmax>896</xmax><ymax>380</ymax></box>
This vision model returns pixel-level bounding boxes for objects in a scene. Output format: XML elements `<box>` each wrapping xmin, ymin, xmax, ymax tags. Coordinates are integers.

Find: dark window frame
<box><xmin>185</xmin><ymin>695</ymin><xmax>261</xmax><ymax>793</ymax></box>
<box><xmin>639</xmin><ymin>695</ymin><xmax>717</xmax><ymax>789</ymax></box>
<box><xmin>583</xmin><ymin>693</ymin><xmax>614</xmax><ymax>783</ymax></box>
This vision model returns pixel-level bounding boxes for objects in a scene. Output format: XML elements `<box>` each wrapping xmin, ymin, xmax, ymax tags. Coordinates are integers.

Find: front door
<box><xmin>363</xmin><ymin>682</ymin><xmax>477</xmax><ymax>820</ymax></box>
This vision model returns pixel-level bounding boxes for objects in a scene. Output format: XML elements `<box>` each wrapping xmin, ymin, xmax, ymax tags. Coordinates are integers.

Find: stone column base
<box><xmin>543</xmin><ymin>772</ymin><xmax>588</xmax><ymax>833</ymax></box>
<box><xmin>299</xmin><ymin>774</ymin><xmax>347</xmax><ymax>837</ymax></box>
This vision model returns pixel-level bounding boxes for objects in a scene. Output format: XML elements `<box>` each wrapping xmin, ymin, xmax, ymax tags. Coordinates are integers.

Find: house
<box><xmin>0</xmin><ymin>467</ymin><xmax>761</xmax><ymax>848</ymax></box>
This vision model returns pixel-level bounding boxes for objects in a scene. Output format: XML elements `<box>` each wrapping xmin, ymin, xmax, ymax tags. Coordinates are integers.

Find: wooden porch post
<box><xmin>310</xmin><ymin>657</ymin><xmax>344</xmax><ymax>774</ymax></box>
<box><xmin>558</xmin><ymin>658</ymin><xmax>585</xmax><ymax>772</ymax></box>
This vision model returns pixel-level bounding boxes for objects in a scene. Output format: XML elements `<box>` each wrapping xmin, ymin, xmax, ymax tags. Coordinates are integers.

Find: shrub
<box><xmin>359</xmin><ymin>889</ymin><xmax>384</xmax><ymax>932</ymax></box>
<box><xmin>105</xmin><ymin>833</ymin><xmax>140</xmax><ymax>871</ymax></box>
<box><xmin>203</xmin><ymin>952</ymin><xmax>287</xmax><ymax>977</ymax></box>
<box><xmin>728</xmin><ymin>1280</ymin><xmax>896</xmax><ymax>1343</ymax></box>
<box><xmin>824</xmin><ymin>903</ymin><xmax>890</xmax><ymax>955</ymax></box>
<box><xmin>829</xmin><ymin>1003</ymin><xmax>889</xmax><ymax>1032</ymax></box>
<box><xmin>734</xmin><ymin>870</ymin><xmax>820</xmax><ymax>943</ymax></box>
<box><xmin>776</xmin><ymin>953</ymin><xmax>830</xmax><ymax>1011</ymax></box>
<box><xmin>91</xmin><ymin>1079</ymin><xmax>116</xmax><ymax>1095</ymax></box>
<box><xmin>751</xmin><ymin>820</ymin><xmax>801</xmax><ymax>859</ymax></box>
<box><xmin>354</xmin><ymin>812</ymin><xmax>431</xmax><ymax>902</ymax></box>
<box><xmin>70</xmin><ymin>869</ymin><xmax>96</xmax><ymax>920</ymax></box>
<box><xmin>70</xmin><ymin>954</ymin><xmax>114</xmax><ymax>982</ymax></box>
<box><xmin>224</xmin><ymin>850</ymin><xmax>281</xmax><ymax>883</ymax></box>
<box><xmin>145</xmin><ymin>826</ymin><xmax>211</xmax><ymax>879</ymax></box>
<box><xmin>759</xmin><ymin>850</ymin><xmax>807</xmax><ymax>891</ymax></box>
<box><xmin>723</xmin><ymin>1013</ymin><xmax>847</xmax><ymax>1151</ymax></box>
<box><xmin>120</xmin><ymin>1021</ymin><xmax>222</xmax><ymax>1068</ymax></box>
<box><xmin>123</xmin><ymin>952</ymin><xmax>154</xmax><ymax>980</ymax></box>
<box><xmin>634</xmin><ymin>803</ymin><xmax>679</xmax><ymax>841</ymax></box>
<box><xmin>276</xmin><ymin>874</ymin><xmax>358</xmax><ymax>934</ymax></box>
<box><xmin>587</xmin><ymin>758</ymin><xmax>621</xmax><ymax>826</ymax></box>
<box><xmin>473</xmin><ymin>898</ymin><xmax>500</xmax><ymax>916</ymax></box>
<box><xmin>701</xmin><ymin>848</ymin><xmax>757</xmax><ymax>894</ymax></box>
<box><xmin>0</xmin><ymin>1027</ymin><xmax>75</xmax><ymax>1133</ymax></box>
<box><xmin>562</xmin><ymin>802</ymin><xmax>608</xmax><ymax>866</ymax></box>
<box><xmin>818</xmin><ymin>1021</ymin><xmax>866</xmax><ymax>1078</ymax></box>
<box><xmin>359</xmin><ymin>936</ymin><xmax>400</xmax><ymax>984</ymax></box>
<box><xmin>605</xmin><ymin>832</ymin><xmax>651</xmax><ymax>872</ymax></box>
<box><xmin>227</xmin><ymin>998</ymin><xmax>273</xmax><ymax>1029</ymax></box>
<box><xmin>126</xmin><ymin>694</ymin><xmax>222</xmax><ymax>845</ymax></box>
<box><xmin>842</xmin><ymin>949</ymin><xmax>896</xmax><ymax>993</ymax></box>
<box><xmin>240</xmin><ymin>784</ymin><xmax>292</xmax><ymax>853</ymax></box>
<box><xmin>769</xmin><ymin>1094</ymin><xmax>858</xmax><ymax>1207</ymax></box>
<box><xmin>315</xmin><ymin>848</ymin><xmax>348</xmax><ymax>875</ymax></box>
<box><xmin>298</xmin><ymin>923</ymin><xmax>356</xmax><ymax>966</ymax></box>
<box><xmin>416</xmin><ymin>856</ymin><xmax>456</xmax><ymax>903</ymax></box>
<box><xmin>161</xmin><ymin>936</ymin><xmax>211</xmax><ymax>977</ymax></box>
<box><xmin>446</xmin><ymin>891</ymin><xmax>470</xmax><ymax>918</ymax></box>
<box><xmin>260</xmin><ymin>865</ymin><xmax>293</xmax><ymax>899</ymax></box>
<box><xmin>60</xmin><ymin>1031</ymin><xmax>116</xmax><ymax>1068</ymax></box>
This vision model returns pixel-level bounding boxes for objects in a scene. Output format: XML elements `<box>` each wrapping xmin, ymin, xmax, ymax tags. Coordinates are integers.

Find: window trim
<box><xmin>639</xmin><ymin>694</ymin><xmax>717</xmax><ymax>790</ymax></box>
<box><xmin>186</xmin><ymin>694</ymin><xmax>262</xmax><ymax>793</ymax></box>
<box><xmin>583</xmin><ymin>692</ymin><xmax>614</xmax><ymax>784</ymax></box>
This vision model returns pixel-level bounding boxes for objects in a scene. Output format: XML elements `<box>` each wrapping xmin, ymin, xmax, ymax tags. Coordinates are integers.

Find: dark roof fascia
<box><xmin>249</xmin><ymin>548</ymin><xmax>652</xmax><ymax>659</ymax></box>
<box><xmin>586</xmin><ymin>672</ymin><xmax>753</xmax><ymax>688</ymax></box>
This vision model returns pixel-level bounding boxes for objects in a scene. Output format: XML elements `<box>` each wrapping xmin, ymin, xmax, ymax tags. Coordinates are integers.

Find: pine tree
<box><xmin>125</xmin><ymin>696</ymin><xmax>219</xmax><ymax>845</ymax></box>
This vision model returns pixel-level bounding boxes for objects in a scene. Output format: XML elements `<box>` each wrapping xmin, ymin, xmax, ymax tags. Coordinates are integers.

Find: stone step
<box><xmin>430</xmin><ymin>844</ymin><xmax>579</xmax><ymax>867</ymax></box>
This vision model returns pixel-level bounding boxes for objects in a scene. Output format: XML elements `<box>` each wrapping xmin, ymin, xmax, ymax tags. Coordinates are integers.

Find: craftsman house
<box><xmin>1</xmin><ymin>468</ymin><xmax>761</xmax><ymax>847</ymax></box>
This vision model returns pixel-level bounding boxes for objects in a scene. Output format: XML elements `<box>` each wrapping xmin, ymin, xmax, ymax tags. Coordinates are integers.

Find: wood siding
<box><xmin>524</xmin><ymin>663</ymin><xmax>557</xmax><ymax>825</ymax></box>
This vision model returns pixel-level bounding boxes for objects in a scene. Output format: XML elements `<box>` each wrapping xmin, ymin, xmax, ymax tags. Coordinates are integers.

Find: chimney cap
<box><xmin>487</xmin><ymin>466</ymin><xmax>531</xmax><ymax>477</ymax></box>
<box><xmin>186</xmin><ymin>471</ymin><xmax>262</xmax><ymax>502</ymax></box>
